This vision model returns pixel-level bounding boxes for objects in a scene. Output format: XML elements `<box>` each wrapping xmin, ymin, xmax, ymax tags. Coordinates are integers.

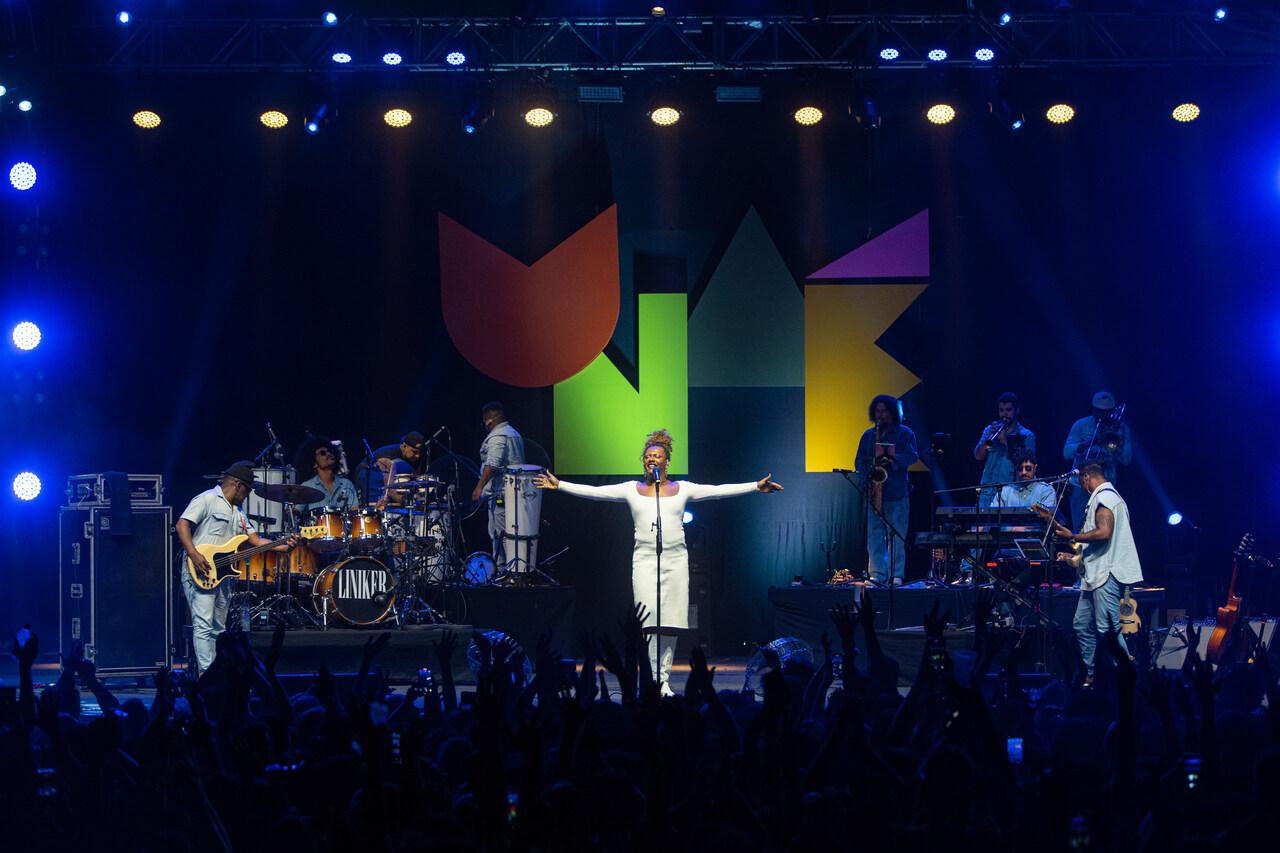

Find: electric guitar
<box><xmin>186</xmin><ymin>526</ymin><xmax>325</xmax><ymax>590</ymax></box>
<box><xmin>1030</xmin><ymin>502</ymin><xmax>1086</xmax><ymax>578</ymax></box>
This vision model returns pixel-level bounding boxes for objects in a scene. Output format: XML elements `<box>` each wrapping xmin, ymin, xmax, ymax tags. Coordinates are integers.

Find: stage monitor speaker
<box><xmin>59</xmin><ymin>507</ymin><xmax>173</xmax><ymax>677</ymax></box>
<box><xmin>1155</xmin><ymin>617</ymin><xmax>1279</xmax><ymax>670</ymax></box>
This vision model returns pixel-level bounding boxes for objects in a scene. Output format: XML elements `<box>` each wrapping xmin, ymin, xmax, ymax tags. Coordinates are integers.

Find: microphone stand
<box><xmin>652</xmin><ymin>465</ymin><xmax>663</xmax><ymax>688</ymax></box>
<box><xmin>834</xmin><ymin>467</ymin><xmax>907</xmax><ymax>629</ymax></box>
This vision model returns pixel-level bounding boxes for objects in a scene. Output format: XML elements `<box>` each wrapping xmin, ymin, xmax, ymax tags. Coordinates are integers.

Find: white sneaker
<box><xmin>659</xmin><ymin>681</ymin><xmax>675</xmax><ymax>697</ymax></box>
<box><xmin>891</xmin><ymin>577</ymin><xmax>904</xmax><ymax>587</ymax></box>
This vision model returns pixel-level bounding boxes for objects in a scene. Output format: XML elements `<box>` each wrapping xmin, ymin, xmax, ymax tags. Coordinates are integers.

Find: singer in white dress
<box><xmin>535</xmin><ymin>428</ymin><xmax>783</xmax><ymax>694</ymax></box>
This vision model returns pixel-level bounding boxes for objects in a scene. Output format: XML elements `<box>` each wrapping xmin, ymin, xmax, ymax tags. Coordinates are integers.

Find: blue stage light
<box><xmin>12</xmin><ymin>321</ymin><xmax>41</xmax><ymax>350</ymax></box>
<box><xmin>974</xmin><ymin>48</ymin><xmax>995</xmax><ymax>62</ymax></box>
<box><xmin>463</xmin><ymin>122</ymin><xmax>477</xmax><ymax>134</ymax></box>
<box><xmin>323</xmin><ymin>11</ymin><xmax>338</xmax><ymax>26</ymax></box>
<box><xmin>332</xmin><ymin>52</ymin><xmax>352</xmax><ymax>64</ymax></box>
<box><xmin>445</xmin><ymin>51</ymin><xmax>467</xmax><ymax>66</ymax></box>
<box><xmin>682</xmin><ymin>510</ymin><xmax>694</xmax><ymax>524</ymax></box>
<box><xmin>1011</xmin><ymin>117</ymin><xmax>1024</xmax><ymax>130</ymax></box>
<box><xmin>18</xmin><ymin>99</ymin><xmax>32</xmax><ymax>112</ymax></box>
<box><xmin>1214</xmin><ymin>7</ymin><xmax>1227</xmax><ymax>21</ymax></box>
<box><xmin>999</xmin><ymin>12</ymin><xmax>1012</xmax><ymax>26</ymax></box>
<box><xmin>927</xmin><ymin>48</ymin><xmax>948</xmax><ymax>62</ymax></box>
<box><xmin>305</xmin><ymin>120</ymin><xmax>320</xmax><ymax>134</ymax></box>
<box><xmin>116</xmin><ymin>11</ymin><xmax>131</xmax><ymax>26</ymax></box>
<box><xmin>382</xmin><ymin>52</ymin><xmax>403</xmax><ymax>66</ymax></box>
<box><xmin>13</xmin><ymin>472</ymin><xmax>41</xmax><ymax>501</ymax></box>
<box><xmin>1167</xmin><ymin>512</ymin><xmax>1183</xmax><ymax>526</ymax></box>
<box><xmin>0</xmin><ymin>85</ymin><xmax>6</xmax><ymax>97</ymax></box>
<box><xmin>9</xmin><ymin>162</ymin><xmax>36</xmax><ymax>191</ymax></box>
<box><xmin>879</xmin><ymin>47</ymin><xmax>899</xmax><ymax>61</ymax></box>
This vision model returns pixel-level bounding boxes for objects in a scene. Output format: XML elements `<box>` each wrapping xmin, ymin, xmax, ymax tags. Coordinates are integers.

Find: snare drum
<box><xmin>311</xmin><ymin>557</ymin><xmax>396</xmax><ymax>625</ymax></box>
<box><xmin>348</xmin><ymin>507</ymin><xmax>384</xmax><ymax>555</ymax></box>
<box><xmin>307</xmin><ymin>507</ymin><xmax>347</xmax><ymax>555</ymax></box>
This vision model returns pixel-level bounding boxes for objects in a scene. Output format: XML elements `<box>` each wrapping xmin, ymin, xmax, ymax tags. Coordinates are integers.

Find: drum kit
<box><xmin>232</xmin><ymin>462</ymin><xmax>552</xmax><ymax>630</ymax></box>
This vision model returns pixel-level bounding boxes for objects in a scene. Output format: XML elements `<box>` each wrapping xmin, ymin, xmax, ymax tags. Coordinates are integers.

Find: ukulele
<box><xmin>1205</xmin><ymin>533</ymin><xmax>1255</xmax><ymax>664</ymax></box>
<box><xmin>1117</xmin><ymin>586</ymin><xmax>1141</xmax><ymax>634</ymax></box>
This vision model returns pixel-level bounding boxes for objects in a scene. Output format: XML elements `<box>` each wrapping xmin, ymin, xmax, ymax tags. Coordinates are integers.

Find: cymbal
<box><xmin>252</xmin><ymin>482</ymin><xmax>325</xmax><ymax>505</ymax></box>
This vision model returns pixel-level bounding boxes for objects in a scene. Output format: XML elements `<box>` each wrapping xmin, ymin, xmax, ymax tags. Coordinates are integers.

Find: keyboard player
<box><xmin>994</xmin><ymin>451</ymin><xmax>1057</xmax><ymax>509</ymax></box>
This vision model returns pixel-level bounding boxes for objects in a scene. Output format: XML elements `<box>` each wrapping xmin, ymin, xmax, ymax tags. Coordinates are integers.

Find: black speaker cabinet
<box><xmin>59</xmin><ymin>507</ymin><xmax>173</xmax><ymax>676</ymax></box>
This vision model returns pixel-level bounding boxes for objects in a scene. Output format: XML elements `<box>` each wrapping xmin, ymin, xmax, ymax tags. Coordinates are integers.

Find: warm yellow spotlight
<box><xmin>259</xmin><ymin>110</ymin><xmax>289</xmax><ymax>129</ymax></box>
<box><xmin>793</xmin><ymin>106</ymin><xmax>824</xmax><ymax>126</ymax></box>
<box><xmin>1171</xmin><ymin>103</ymin><xmax>1201</xmax><ymax>123</ymax></box>
<box><xmin>926</xmin><ymin>104</ymin><xmax>957</xmax><ymax>125</ymax></box>
<box><xmin>1045</xmin><ymin>103</ymin><xmax>1076</xmax><ymax>124</ymax></box>
<box><xmin>384</xmin><ymin>108</ymin><xmax>413</xmax><ymax>128</ymax></box>
<box><xmin>132</xmin><ymin>110</ymin><xmax>161</xmax><ymax>129</ymax></box>
<box><xmin>524</xmin><ymin>107</ymin><xmax>555</xmax><ymax>128</ymax></box>
<box><xmin>649</xmin><ymin>106</ymin><xmax>681</xmax><ymax>126</ymax></box>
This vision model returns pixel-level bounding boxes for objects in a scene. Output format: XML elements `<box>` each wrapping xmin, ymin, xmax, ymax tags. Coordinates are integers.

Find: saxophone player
<box><xmin>855</xmin><ymin>395</ymin><xmax>919</xmax><ymax>586</ymax></box>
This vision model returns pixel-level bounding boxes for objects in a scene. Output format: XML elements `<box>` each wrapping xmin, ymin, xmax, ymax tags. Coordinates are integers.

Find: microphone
<box><xmin>651</xmin><ymin>465</ymin><xmax>661</xmax><ymax>482</ymax></box>
<box><xmin>431</xmin><ymin>425</ymin><xmax>448</xmax><ymax>440</ymax></box>
<box><xmin>362</xmin><ymin>437</ymin><xmax>376</xmax><ymax>461</ymax></box>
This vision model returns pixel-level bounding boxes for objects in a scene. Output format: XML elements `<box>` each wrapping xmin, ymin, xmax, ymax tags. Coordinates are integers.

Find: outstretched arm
<box><xmin>684</xmin><ymin>475</ymin><xmax>783</xmax><ymax>501</ymax></box>
<box><xmin>534</xmin><ymin>472</ymin><xmax>632</xmax><ymax>502</ymax></box>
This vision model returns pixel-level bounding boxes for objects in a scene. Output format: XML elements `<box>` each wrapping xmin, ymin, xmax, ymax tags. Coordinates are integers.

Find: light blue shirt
<box><xmin>995</xmin><ymin>480</ymin><xmax>1057</xmax><ymax>509</ymax></box>
<box><xmin>180</xmin><ymin>487</ymin><xmax>255</xmax><ymax>547</ymax></box>
<box><xmin>1064</xmin><ymin>416</ymin><xmax>1132</xmax><ymax>484</ymax></box>
<box><xmin>298</xmin><ymin>475</ymin><xmax>360</xmax><ymax>513</ymax></box>
<box><xmin>854</xmin><ymin>424</ymin><xmax>919</xmax><ymax>503</ymax></box>
<box><xmin>1080</xmin><ymin>482</ymin><xmax>1143</xmax><ymax>589</ymax></box>
<box><xmin>479</xmin><ymin>421</ymin><xmax>525</xmax><ymax>495</ymax></box>
<box><xmin>976</xmin><ymin>421</ymin><xmax>1036</xmax><ymax>506</ymax></box>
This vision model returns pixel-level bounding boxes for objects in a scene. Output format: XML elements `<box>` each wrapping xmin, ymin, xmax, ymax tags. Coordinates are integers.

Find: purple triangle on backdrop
<box><xmin>808</xmin><ymin>209</ymin><xmax>929</xmax><ymax>279</ymax></box>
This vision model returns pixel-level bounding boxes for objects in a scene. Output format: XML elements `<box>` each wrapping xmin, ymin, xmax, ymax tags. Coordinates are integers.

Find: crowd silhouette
<box><xmin>3</xmin><ymin>588</ymin><xmax>1278</xmax><ymax>852</ymax></box>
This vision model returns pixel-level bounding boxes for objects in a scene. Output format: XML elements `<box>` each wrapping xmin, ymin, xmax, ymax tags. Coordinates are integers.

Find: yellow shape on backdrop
<box><xmin>804</xmin><ymin>284</ymin><xmax>927</xmax><ymax>472</ymax></box>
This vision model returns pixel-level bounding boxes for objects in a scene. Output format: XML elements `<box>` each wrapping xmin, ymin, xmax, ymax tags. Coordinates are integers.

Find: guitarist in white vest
<box><xmin>177</xmin><ymin>461</ymin><xmax>297</xmax><ymax>675</ymax></box>
<box><xmin>1049</xmin><ymin>460</ymin><xmax>1143</xmax><ymax>686</ymax></box>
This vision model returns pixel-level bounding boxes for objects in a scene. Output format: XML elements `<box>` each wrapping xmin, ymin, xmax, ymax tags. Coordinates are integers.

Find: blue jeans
<box><xmin>867</xmin><ymin>497</ymin><xmax>909</xmax><ymax>583</ymax></box>
<box><xmin>1073</xmin><ymin>575</ymin><xmax>1131</xmax><ymax>674</ymax></box>
<box><xmin>181</xmin><ymin>565</ymin><xmax>231</xmax><ymax>675</ymax></box>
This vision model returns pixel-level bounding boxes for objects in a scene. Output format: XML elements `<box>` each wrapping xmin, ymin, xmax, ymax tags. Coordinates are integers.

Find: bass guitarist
<box><xmin>1046</xmin><ymin>460</ymin><xmax>1143</xmax><ymax>686</ymax></box>
<box><xmin>177</xmin><ymin>461</ymin><xmax>297</xmax><ymax>675</ymax></box>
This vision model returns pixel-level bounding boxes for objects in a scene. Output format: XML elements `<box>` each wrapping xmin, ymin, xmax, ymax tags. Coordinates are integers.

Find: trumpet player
<box><xmin>1063</xmin><ymin>391</ymin><xmax>1132</xmax><ymax>527</ymax></box>
<box><xmin>855</xmin><ymin>395</ymin><xmax>919</xmax><ymax>586</ymax></box>
<box><xmin>974</xmin><ymin>391</ymin><xmax>1037</xmax><ymax>507</ymax></box>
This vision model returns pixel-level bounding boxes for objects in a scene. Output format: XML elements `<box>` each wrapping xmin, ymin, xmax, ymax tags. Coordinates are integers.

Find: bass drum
<box><xmin>462</xmin><ymin>551</ymin><xmax>495</xmax><ymax>586</ymax></box>
<box><xmin>312</xmin><ymin>557</ymin><xmax>396</xmax><ymax>626</ymax></box>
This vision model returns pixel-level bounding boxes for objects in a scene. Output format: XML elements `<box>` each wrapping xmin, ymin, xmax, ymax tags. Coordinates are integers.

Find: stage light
<box><xmin>974</xmin><ymin>47</ymin><xmax>995</xmax><ymax>62</ymax></box>
<box><xmin>116</xmin><ymin>11</ymin><xmax>131</xmax><ymax>26</ymax></box>
<box><xmin>332</xmin><ymin>52</ymin><xmax>352</xmax><ymax>64</ymax></box>
<box><xmin>1011</xmin><ymin>117</ymin><xmax>1024</xmax><ymax>130</ymax></box>
<box><xmin>1214</xmin><ymin>7</ymin><xmax>1227</xmax><ymax>21</ymax></box>
<box><xmin>524</xmin><ymin>107</ymin><xmax>554</xmax><ymax>128</ymax></box>
<box><xmin>651</xmin><ymin>6</ymin><xmax>666</xmax><ymax>17</ymax></box>
<box><xmin>0</xmin><ymin>85</ymin><xmax>6</xmax><ymax>97</ymax></box>
<box><xmin>879</xmin><ymin>47</ymin><xmax>900</xmax><ymax>61</ymax></box>
<box><xmin>649</xmin><ymin>106</ymin><xmax>681</xmax><ymax>126</ymax></box>
<box><xmin>445</xmin><ymin>51</ymin><xmax>466</xmax><ymax>66</ymax></box>
<box><xmin>998</xmin><ymin>12</ymin><xmax>1013</xmax><ymax>26</ymax></box>
<box><xmin>323</xmin><ymin>11</ymin><xmax>338</xmax><ymax>26</ymax></box>
<box><xmin>18</xmin><ymin>99</ymin><xmax>32</xmax><ymax>112</ymax></box>
<box><xmin>794</xmin><ymin>106</ymin><xmax>823</xmax><ymax>126</ymax></box>
<box><xmin>1172</xmin><ymin>102</ymin><xmax>1201</xmax><ymax>122</ymax></box>
<box><xmin>383</xmin><ymin>108</ymin><xmax>412</xmax><ymax>128</ymax></box>
<box><xmin>682</xmin><ymin>510</ymin><xmax>694</xmax><ymax>524</ymax></box>
<box><xmin>132</xmin><ymin>109</ymin><xmax>161</xmax><ymax>129</ymax></box>
<box><xmin>9</xmin><ymin>161</ymin><xmax>37</xmax><ymax>190</ymax></box>
<box><xmin>259</xmin><ymin>110</ymin><xmax>289</xmax><ymax>129</ymax></box>
<box><xmin>305</xmin><ymin>120</ymin><xmax>320</xmax><ymax>134</ymax></box>
<box><xmin>1046</xmin><ymin>103</ymin><xmax>1075</xmax><ymax>124</ymax></box>
<box><xmin>12</xmin><ymin>472</ymin><xmax>41</xmax><ymax>502</ymax></box>
<box><xmin>1167</xmin><ymin>512</ymin><xmax>1184</xmax><ymax>526</ymax></box>
<box><xmin>927</xmin><ymin>48</ymin><xmax>948</xmax><ymax>62</ymax></box>
<box><xmin>12</xmin><ymin>322</ymin><xmax>41</xmax><ymax>351</ymax></box>
<box><xmin>926</xmin><ymin>104</ymin><xmax>956</xmax><ymax>125</ymax></box>
<box><xmin>382</xmin><ymin>52</ymin><xmax>402</xmax><ymax>66</ymax></box>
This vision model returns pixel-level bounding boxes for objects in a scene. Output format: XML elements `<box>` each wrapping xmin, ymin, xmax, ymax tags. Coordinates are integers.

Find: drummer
<box><xmin>471</xmin><ymin>401</ymin><xmax>525</xmax><ymax>563</ymax></box>
<box><xmin>296</xmin><ymin>436</ymin><xmax>360</xmax><ymax>513</ymax></box>
<box><xmin>356</xmin><ymin>431</ymin><xmax>429</xmax><ymax>507</ymax></box>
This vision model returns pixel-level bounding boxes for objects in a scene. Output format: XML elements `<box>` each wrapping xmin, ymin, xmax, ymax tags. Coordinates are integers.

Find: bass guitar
<box><xmin>1205</xmin><ymin>533</ymin><xmax>1256</xmax><ymax>664</ymax></box>
<box><xmin>186</xmin><ymin>526</ymin><xmax>324</xmax><ymax>591</ymax></box>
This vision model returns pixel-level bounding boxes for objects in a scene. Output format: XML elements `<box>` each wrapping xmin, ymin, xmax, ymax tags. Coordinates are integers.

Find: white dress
<box><xmin>557</xmin><ymin>480</ymin><xmax>758</xmax><ymax>630</ymax></box>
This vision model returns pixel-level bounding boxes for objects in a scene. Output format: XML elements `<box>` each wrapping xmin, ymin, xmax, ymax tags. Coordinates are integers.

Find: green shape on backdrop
<box><xmin>554</xmin><ymin>294</ymin><xmax>688</xmax><ymax>475</ymax></box>
<box><xmin>689</xmin><ymin>207</ymin><xmax>804</xmax><ymax>388</ymax></box>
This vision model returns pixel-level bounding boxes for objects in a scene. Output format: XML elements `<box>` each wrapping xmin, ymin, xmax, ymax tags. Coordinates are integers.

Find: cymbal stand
<box><xmin>391</xmin><ymin>505</ymin><xmax>438</xmax><ymax>625</ymax></box>
<box><xmin>252</xmin><ymin>502</ymin><xmax>320</xmax><ymax>629</ymax></box>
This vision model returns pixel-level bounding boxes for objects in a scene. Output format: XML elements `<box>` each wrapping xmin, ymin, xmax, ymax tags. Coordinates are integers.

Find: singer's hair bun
<box><xmin>642</xmin><ymin>428</ymin><xmax>674</xmax><ymax>460</ymax></box>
